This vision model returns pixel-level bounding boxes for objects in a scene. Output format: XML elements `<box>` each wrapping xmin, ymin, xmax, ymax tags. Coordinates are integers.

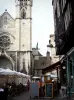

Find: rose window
<box><xmin>0</xmin><ymin>35</ymin><xmax>11</xmax><ymax>49</ymax></box>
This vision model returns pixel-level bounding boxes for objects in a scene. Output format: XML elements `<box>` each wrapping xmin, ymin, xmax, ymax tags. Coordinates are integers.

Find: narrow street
<box><xmin>0</xmin><ymin>0</ymin><xmax>74</xmax><ymax>100</ymax></box>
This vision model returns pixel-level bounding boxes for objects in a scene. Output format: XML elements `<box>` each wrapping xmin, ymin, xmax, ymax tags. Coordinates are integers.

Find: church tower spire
<box><xmin>36</xmin><ymin>42</ymin><xmax>38</xmax><ymax>49</ymax></box>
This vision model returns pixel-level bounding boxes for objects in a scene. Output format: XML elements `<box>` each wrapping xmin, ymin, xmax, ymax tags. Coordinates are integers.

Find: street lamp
<box><xmin>62</xmin><ymin>66</ymin><xmax>66</xmax><ymax>69</ymax></box>
<box><xmin>71</xmin><ymin>75</ymin><xmax>73</xmax><ymax>79</ymax></box>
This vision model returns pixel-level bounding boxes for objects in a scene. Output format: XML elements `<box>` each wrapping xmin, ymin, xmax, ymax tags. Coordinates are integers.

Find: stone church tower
<box><xmin>0</xmin><ymin>0</ymin><xmax>33</xmax><ymax>74</ymax></box>
<box><xmin>15</xmin><ymin>0</ymin><xmax>32</xmax><ymax>74</ymax></box>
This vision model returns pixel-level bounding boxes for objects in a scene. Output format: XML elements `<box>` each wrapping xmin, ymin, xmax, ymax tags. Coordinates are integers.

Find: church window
<box><xmin>23</xmin><ymin>58</ymin><xmax>25</xmax><ymax>67</ymax></box>
<box><xmin>37</xmin><ymin>71</ymin><xmax>38</xmax><ymax>74</ymax></box>
<box><xmin>0</xmin><ymin>35</ymin><xmax>10</xmax><ymax>49</ymax></box>
<box><xmin>4</xmin><ymin>16</ymin><xmax>7</xmax><ymax>24</ymax></box>
<box><xmin>21</xmin><ymin>9</ymin><xmax>26</xmax><ymax>19</ymax></box>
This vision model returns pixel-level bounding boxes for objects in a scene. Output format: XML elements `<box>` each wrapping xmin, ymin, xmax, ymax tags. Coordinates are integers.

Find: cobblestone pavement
<box><xmin>12</xmin><ymin>91</ymin><xmax>31</xmax><ymax>100</ymax></box>
<box><xmin>12</xmin><ymin>90</ymin><xmax>68</xmax><ymax>100</ymax></box>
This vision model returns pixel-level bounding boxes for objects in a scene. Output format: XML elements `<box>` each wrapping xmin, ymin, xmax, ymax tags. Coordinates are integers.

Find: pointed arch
<box><xmin>21</xmin><ymin>8</ymin><xmax>26</xmax><ymax>19</ymax></box>
<box><xmin>0</xmin><ymin>52</ymin><xmax>14</xmax><ymax>70</ymax></box>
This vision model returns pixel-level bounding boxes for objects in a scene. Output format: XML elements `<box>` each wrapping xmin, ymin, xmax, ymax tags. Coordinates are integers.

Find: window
<box><xmin>23</xmin><ymin>58</ymin><xmax>25</xmax><ymax>67</ymax></box>
<box><xmin>0</xmin><ymin>35</ymin><xmax>10</xmax><ymax>49</ymax></box>
<box><xmin>37</xmin><ymin>71</ymin><xmax>38</xmax><ymax>74</ymax></box>
<box><xmin>4</xmin><ymin>16</ymin><xmax>7</xmax><ymax>24</ymax></box>
<box><xmin>21</xmin><ymin>9</ymin><xmax>26</xmax><ymax>19</ymax></box>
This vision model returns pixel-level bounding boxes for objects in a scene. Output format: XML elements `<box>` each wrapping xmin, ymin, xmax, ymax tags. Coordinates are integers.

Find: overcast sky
<box><xmin>0</xmin><ymin>0</ymin><xmax>54</xmax><ymax>56</ymax></box>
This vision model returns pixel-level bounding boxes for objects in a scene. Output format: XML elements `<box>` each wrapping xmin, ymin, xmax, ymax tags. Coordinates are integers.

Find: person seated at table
<box><xmin>0</xmin><ymin>86</ymin><xmax>4</xmax><ymax>98</ymax></box>
<box><xmin>3</xmin><ymin>83</ymin><xmax>8</xmax><ymax>100</ymax></box>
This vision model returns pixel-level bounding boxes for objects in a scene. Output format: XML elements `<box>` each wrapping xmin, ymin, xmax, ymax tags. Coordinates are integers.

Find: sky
<box><xmin>0</xmin><ymin>0</ymin><xmax>54</xmax><ymax>56</ymax></box>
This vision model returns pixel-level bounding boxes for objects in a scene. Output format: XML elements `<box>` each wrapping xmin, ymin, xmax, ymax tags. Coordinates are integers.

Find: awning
<box><xmin>0</xmin><ymin>68</ymin><xmax>30</xmax><ymax>78</ymax></box>
<box><xmin>42</xmin><ymin>61</ymin><xmax>61</xmax><ymax>74</ymax></box>
<box><xmin>32</xmin><ymin>76</ymin><xmax>41</xmax><ymax>79</ymax></box>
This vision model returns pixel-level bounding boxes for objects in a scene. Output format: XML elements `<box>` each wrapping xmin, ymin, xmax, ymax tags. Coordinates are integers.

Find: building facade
<box><xmin>47</xmin><ymin>34</ymin><xmax>59</xmax><ymax>64</ymax></box>
<box><xmin>52</xmin><ymin>0</ymin><xmax>74</xmax><ymax>94</ymax></box>
<box><xmin>0</xmin><ymin>0</ymin><xmax>33</xmax><ymax>74</ymax></box>
<box><xmin>32</xmin><ymin>45</ymin><xmax>51</xmax><ymax>76</ymax></box>
<box><xmin>52</xmin><ymin>0</ymin><xmax>74</xmax><ymax>55</ymax></box>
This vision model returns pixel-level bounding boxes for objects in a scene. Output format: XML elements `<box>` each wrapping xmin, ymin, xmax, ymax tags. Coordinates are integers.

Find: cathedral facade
<box><xmin>0</xmin><ymin>0</ymin><xmax>33</xmax><ymax>74</ymax></box>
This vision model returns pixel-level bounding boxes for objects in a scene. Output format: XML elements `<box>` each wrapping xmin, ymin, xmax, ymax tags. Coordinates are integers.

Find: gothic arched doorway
<box><xmin>0</xmin><ymin>55</ymin><xmax>13</xmax><ymax>70</ymax></box>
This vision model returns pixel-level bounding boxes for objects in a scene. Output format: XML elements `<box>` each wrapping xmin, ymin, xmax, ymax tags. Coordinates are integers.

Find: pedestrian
<box><xmin>38</xmin><ymin>80</ymin><xmax>40</xmax><ymax>89</ymax></box>
<box><xmin>39</xmin><ymin>83</ymin><xmax>45</xmax><ymax>97</ymax></box>
<box><xmin>27</xmin><ymin>80</ymin><xmax>30</xmax><ymax>91</ymax></box>
<box><xmin>57</xmin><ymin>79</ymin><xmax>61</xmax><ymax>91</ymax></box>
